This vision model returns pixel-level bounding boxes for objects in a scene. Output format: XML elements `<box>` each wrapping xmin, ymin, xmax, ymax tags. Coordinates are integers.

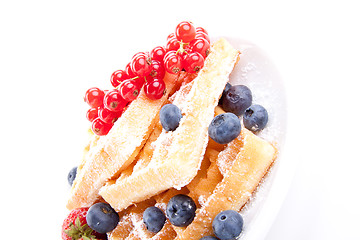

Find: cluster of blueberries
<box><xmin>160</xmin><ymin>83</ymin><xmax>268</xmax><ymax>145</ymax></box>
<box><xmin>144</xmin><ymin>194</ymin><xmax>244</xmax><ymax>240</ymax></box>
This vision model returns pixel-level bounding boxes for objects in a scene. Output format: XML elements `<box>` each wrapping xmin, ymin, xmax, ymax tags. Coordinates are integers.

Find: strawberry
<box><xmin>61</xmin><ymin>207</ymin><xmax>107</xmax><ymax>240</ymax></box>
<box><xmin>78</xmin><ymin>238</ymin><xmax>101</xmax><ymax>240</ymax></box>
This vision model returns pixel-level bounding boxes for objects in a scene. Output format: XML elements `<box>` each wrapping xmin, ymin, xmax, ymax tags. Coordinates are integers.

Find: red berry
<box><xmin>92</xmin><ymin>117</ymin><xmax>113</xmax><ymax>136</ymax></box>
<box><xmin>110</xmin><ymin>70</ymin><xmax>129</xmax><ymax>88</ymax></box>
<box><xmin>119</xmin><ymin>79</ymin><xmax>142</xmax><ymax>102</ymax></box>
<box><xmin>144</xmin><ymin>78</ymin><xmax>166</xmax><ymax>100</ymax></box>
<box><xmin>149</xmin><ymin>60</ymin><xmax>165</xmax><ymax>79</ymax></box>
<box><xmin>167</xmin><ymin>33</ymin><xmax>175</xmax><ymax>41</ymax></box>
<box><xmin>86</xmin><ymin>108</ymin><xmax>99</xmax><ymax>122</ymax></box>
<box><xmin>104</xmin><ymin>89</ymin><xmax>128</xmax><ymax>112</ymax></box>
<box><xmin>190</xmin><ymin>37</ymin><xmax>210</xmax><ymax>58</ymax></box>
<box><xmin>176</xmin><ymin>42</ymin><xmax>192</xmax><ymax>58</ymax></box>
<box><xmin>61</xmin><ymin>207</ymin><xmax>106</xmax><ymax>240</ymax></box>
<box><xmin>195</xmin><ymin>31</ymin><xmax>210</xmax><ymax>44</ymax></box>
<box><xmin>84</xmin><ymin>87</ymin><xmax>105</xmax><ymax>108</ymax></box>
<box><xmin>196</xmin><ymin>26</ymin><xmax>208</xmax><ymax>35</ymax></box>
<box><xmin>98</xmin><ymin>107</ymin><xmax>122</xmax><ymax>124</ymax></box>
<box><xmin>135</xmin><ymin>76</ymin><xmax>147</xmax><ymax>87</ymax></box>
<box><xmin>130</xmin><ymin>52</ymin><xmax>152</xmax><ymax>77</ymax></box>
<box><xmin>175</xmin><ymin>21</ymin><xmax>196</xmax><ymax>43</ymax></box>
<box><xmin>164</xmin><ymin>51</ymin><xmax>183</xmax><ymax>74</ymax></box>
<box><xmin>151</xmin><ymin>46</ymin><xmax>166</xmax><ymax>62</ymax></box>
<box><xmin>166</xmin><ymin>36</ymin><xmax>180</xmax><ymax>51</ymax></box>
<box><xmin>183</xmin><ymin>52</ymin><xmax>205</xmax><ymax>73</ymax></box>
<box><xmin>125</xmin><ymin>62</ymin><xmax>137</xmax><ymax>78</ymax></box>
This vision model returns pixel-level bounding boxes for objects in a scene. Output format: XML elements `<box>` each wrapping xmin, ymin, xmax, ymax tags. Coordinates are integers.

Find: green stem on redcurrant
<box><xmin>176</xmin><ymin>40</ymin><xmax>189</xmax><ymax>55</ymax></box>
<box><xmin>116</xmin><ymin>76</ymin><xmax>140</xmax><ymax>90</ymax></box>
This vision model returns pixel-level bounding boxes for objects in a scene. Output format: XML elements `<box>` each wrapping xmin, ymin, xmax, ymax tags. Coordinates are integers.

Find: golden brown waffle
<box><xmin>107</xmin><ymin>122</ymin><xmax>277</xmax><ymax>239</ymax></box>
<box><xmin>99</xmin><ymin>38</ymin><xmax>241</xmax><ymax>212</ymax></box>
<box><xmin>105</xmin><ymin>39</ymin><xmax>277</xmax><ymax>239</ymax></box>
<box><xmin>69</xmin><ymin>38</ymin><xmax>277</xmax><ymax>239</ymax></box>
<box><xmin>175</xmin><ymin>129</ymin><xmax>277</xmax><ymax>239</ymax></box>
<box><xmin>67</xmin><ymin>71</ymin><xmax>192</xmax><ymax>210</ymax></box>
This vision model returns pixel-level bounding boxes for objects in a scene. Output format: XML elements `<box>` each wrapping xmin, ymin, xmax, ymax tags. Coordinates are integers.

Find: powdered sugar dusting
<box><xmin>213</xmin><ymin>37</ymin><xmax>287</xmax><ymax>239</ymax></box>
<box><xmin>198</xmin><ymin>195</ymin><xmax>207</xmax><ymax>207</ymax></box>
<box><xmin>216</xmin><ymin>139</ymin><xmax>239</xmax><ymax>176</ymax></box>
<box><xmin>155</xmin><ymin>202</ymin><xmax>166</xmax><ymax>212</ymax></box>
<box><xmin>226</xmin><ymin>38</ymin><xmax>287</xmax><ymax>147</ymax></box>
<box><xmin>169</xmin><ymin>39</ymin><xmax>240</xmax><ymax>190</ymax></box>
<box><xmin>128</xmin><ymin>213</ymin><xmax>151</xmax><ymax>239</ymax></box>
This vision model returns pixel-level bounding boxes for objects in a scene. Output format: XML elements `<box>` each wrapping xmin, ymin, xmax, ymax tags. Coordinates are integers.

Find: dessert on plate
<box><xmin>62</xmin><ymin>21</ymin><xmax>278</xmax><ymax>240</ymax></box>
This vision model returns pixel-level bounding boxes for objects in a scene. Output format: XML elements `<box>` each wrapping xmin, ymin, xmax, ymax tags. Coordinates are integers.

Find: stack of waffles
<box><xmin>67</xmin><ymin>38</ymin><xmax>277</xmax><ymax>239</ymax></box>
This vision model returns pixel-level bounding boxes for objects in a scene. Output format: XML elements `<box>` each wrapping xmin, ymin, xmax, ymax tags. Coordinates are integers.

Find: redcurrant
<box><xmin>125</xmin><ymin>62</ymin><xmax>137</xmax><ymax>78</ymax></box>
<box><xmin>149</xmin><ymin>60</ymin><xmax>165</xmax><ymax>79</ymax></box>
<box><xmin>164</xmin><ymin>51</ymin><xmax>183</xmax><ymax>74</ymax></box>
<box><xmin>84</xmin><ymin>87</ymin><xmax>105</xmax><ymax>108</ymax></box>
<box><xmin>135</xmin><ymin>76</ymin><xmax>147</xmax><ymax>87</ymax></box>
<box><xmin>119</xmin><ymin>79</ymin><xmax>142</xmax><ymax>102</ymax></box>
<box><xmin>196</xmin><ymin>27</ymin><xmax>208</xmax><ymax>35</ymax></box>
<box><xmin>110</xmin><ymin>70</ymin><xmax>129</xmax><ymax>88</ymax></box>
<box><xmin>86</xmin><ymin>107</ymin><xmax>99</xmax><ymax>122</ymax></box>
<box><xmin>175</xmin><ymin>21</ymin><xmax>196</xmax><ymax>43</ymax></box>
<box><xmin>166</xmin><ymin>36</ymin><xmax>180</xmax><ymax>51</ymax></box>
<box><xmin>190</xmin><ymin>37</ymin><xmax>210</xmax><ymax>58</ymax></box>
<box><xmin>92</xmin><ymin>117</ymin><xmax>113</xmax><ymax>136</ymax></box>
<box><xmin>104</xmin><ymin>89</ymin><xmax>128</xmax><ymax>112</ymax></box>
<box><xmin>130</xmin><ymin>52</ymin><xmax>152</xmax><ymax>77</ymax></box>
<box><xmin>183</xmin><ymin>52</ymin><xmax>205</xmax><ymax>73</ymax></box>
<box><xmin>177</xmin><ymin>43</ymin><xmax>191</xmax><ymax>58</ymax></box>
<box><xmin>195</xmin><ymin>32</ymin><xmax>210</xmax><ymax>44</ymax></box>
<box><xmin>151</xmin><ymin>46</ymin><xmax>166</xmax><ymax>63</ymax></box>
<box><xmin>98</xmin><ymin>107</ymin><xmax>122</xmax><ymax>124</ymax></box>
<box><xmin>167</xmin><ymin>33</ymin><xmax>175</xmax><ymax>41</ymax></box>
<box><xmin>144</xmin><ymin>78</ymin><xmax>166</xmax><ymax>100</ymax></box>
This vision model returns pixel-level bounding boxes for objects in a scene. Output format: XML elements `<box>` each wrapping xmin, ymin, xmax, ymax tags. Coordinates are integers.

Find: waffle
<box><xmin>69</xmin><ymin>38</ymin><xmax>278</xmax><ymax>239</ymax></box>
<box><xmin>67</xmin><ymin>71</ymin><xmax>194</xmax><ymax>210</ymax></box>
<box><xmin>107</xmin><ymin>112</ymin><xmax>277</xmax><ymax>239</ymax></box>
<box><xmin>99</xmin><ymin>38</ymin><xmax>241</xmax><ymax>212</ymax></box>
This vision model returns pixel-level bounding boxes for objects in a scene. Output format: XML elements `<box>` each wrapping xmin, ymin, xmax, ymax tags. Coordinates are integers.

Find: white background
<box><xmin>1</xmin><ymin>0</ymin><xmax>359</xmax><ymax>239</ymax></box>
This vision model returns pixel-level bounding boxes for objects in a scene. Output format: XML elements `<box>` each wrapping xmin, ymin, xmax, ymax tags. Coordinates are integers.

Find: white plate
<box><xmin>219</xmin><ymin>37</ymin><xmax>296</xmax><ymax>240</ymax></box>
<box><xmin>62</xmin><ymin>37</ymin><xmax>294</xmax><ymax>240</ymax></box>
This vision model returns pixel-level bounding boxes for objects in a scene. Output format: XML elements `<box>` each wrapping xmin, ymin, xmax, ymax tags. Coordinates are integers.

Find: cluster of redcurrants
<box><xmin>164</xmin><ymin>21</ymin><xmax>210</xmax><ymax>74</ymax></box>
<box><xmin>84</xmin><ymin>87</ymin><xmax>125</xmax><ymax>136</ymax></box>
<box><xmin>84</xmin><ymin>21</ymin><xmax>210</xmax><ymax>136</ymax></box>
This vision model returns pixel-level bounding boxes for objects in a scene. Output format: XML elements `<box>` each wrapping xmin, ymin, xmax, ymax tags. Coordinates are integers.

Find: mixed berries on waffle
<box><xmin>61</xmin><ymin>207</ymin><xmax>107</xmax><ymax>240</ymax></box>
<box><xmin>63</xmin><ymin>21</ymin><xmax>276</xmax><ymax>240</ymax></box>
<box><xmin>83</xmin><ymin>21</ymin><xmax>210</xmax><ymax>136</ymax></box>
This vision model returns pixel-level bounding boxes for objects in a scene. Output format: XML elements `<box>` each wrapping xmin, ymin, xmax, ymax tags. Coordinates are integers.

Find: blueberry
<box><xmin>222</xmin><ymin>85</ymin><xmax>252</xmax><ymax>116</ymax></box>
<box><xmin>67</xmin><ymin>166</ymin><xmax>77</xmax><ymax>186</ymax></box>
<box><xmin>200</xmin><ymin>236</ymin><xmax>219</xmax><ymax>240</ymax></box>
<box><xmin>208</xmin><ymin>113</ymin><xmax>241</xmax><ymax>144</ymax></box>
<box><xmin>143</xmin><ymin>206</ymin><xmax>166</xmax><ymax>233</ymax></box>
<box><xmin>160</xmin><ymin>104</ymin><xmax>182</xmax><ymax>131</ymax></box>
<box><xmin>86</xmin><ymin>202</ymin><xmax>119</xmax><ymax>233</ymax></box>
<box><xmin>212</xmin><ymin>210</ymin><xmax>244</xmax><ymax>240</ymax></box>
<box><xmin>219</xmin><ymin>82</ymin><xmax>232</xmax><ymax>105</ymax></box>
<box><xmin>243</xmin><ymin>104</ymin><xmax>268</xmax><ymax>132</ymax></box>
<box><xmin>166</xmin><ymin>194</ymin><xmax>196</xmax><ymax>227</ymax></box>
